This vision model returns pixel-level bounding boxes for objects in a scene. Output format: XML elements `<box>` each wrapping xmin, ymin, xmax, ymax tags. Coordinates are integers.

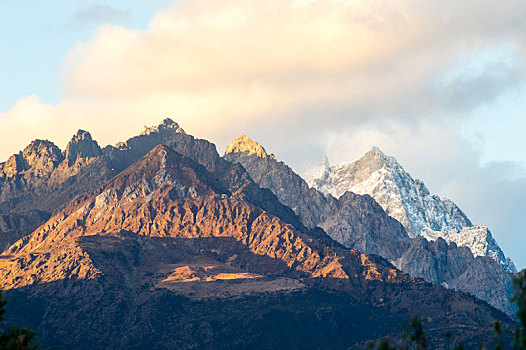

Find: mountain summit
<box><xmin>1</xmin><ymin>134</ymin><xmax>480</xmax><ymax>349</ymax></box>
<box><xmin>225</xmin><ymin>135</ymin><xmax>275</xmax><ymax>159</ymax></box>
<box><xmin>138</xmin><ymin>118</ymin><xmax>186</xmax><ymax>136</ymax></box>
<box><xmin>308</xmin><ymin>146</ymin><xmax>472</xmax><ymax>235</ymax></box>
<box><xmin>64</xmin><ymin>130</ymin><xmax>103</xmax><ymax>165</ymax></box>
<box><xmin>308</xmin><ymin>147</ymin><xmax>516</xmax><ymax>273</ymax></box>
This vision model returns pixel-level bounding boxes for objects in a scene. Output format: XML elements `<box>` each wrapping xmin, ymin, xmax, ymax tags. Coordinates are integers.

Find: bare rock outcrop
<box><xmin>396</xmin><ymin>236</ymin><xmax>515</xmax><ymax>314</ymax></box>
<box><xmin>64</xmin><ymin>130</ymin><xmax>103</xmax><ymax>165</ymax></box>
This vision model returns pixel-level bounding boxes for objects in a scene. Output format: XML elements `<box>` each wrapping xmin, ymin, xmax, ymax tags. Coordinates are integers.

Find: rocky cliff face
<box><xmin>396</xmin><ymin>236</ymin><xmax>515</xmax><ymax>314</ymax></box>
<box><xmin>225</xmin><ymin>136</ymin><xmax>515</xmax><ymax>315</ymax></box>
<box><xmin>0</xmin><ymin>119</ymin><xmax>301</xmax><ymax>252</ymax></box>
<box><xmin>0</xmin><ymin>143</ymin><xmax>511</xmax><ymax>349</ymax></box>
<box><xmin>64</xmin><ymin>130</ymin><xmax>103</xmax><ymax>165</ymax></box>
<box><xmin>2</xmin><ymin>145</ymin><xmax>397</xmax><ymax>286</ymax></box>
<box><xmin>0</xmin><ymin>139</ymin><xmax>63</xmax><ymax>180</ymax></box>
<box><xmin>435</xmin><ymin>225</ymin><xmax>516</xmax><ymax>274</ymax></box>
<box><xmin>0</xmin><ymin>133</ymin><xmax>113</xmax><ymax>249</ymax></box>
<box><xmin>225</xmin><ymin>135</ymin><xmax>276</xmax><ymax>160</ymax></box>
<box><xmin>308</xmin><ymin>146</ymin><xmax>516</xmax><ymax>273</ymax></box>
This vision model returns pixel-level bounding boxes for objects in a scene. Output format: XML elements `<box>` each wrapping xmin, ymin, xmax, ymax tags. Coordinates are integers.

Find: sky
<box><xmin>1</xmin><ymin>0</ymin><xmax>525</xmax><ymax>269</ymax></box>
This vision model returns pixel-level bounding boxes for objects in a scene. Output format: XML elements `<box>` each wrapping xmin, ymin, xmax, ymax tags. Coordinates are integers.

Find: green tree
<box><xmin>369</xmin><ymin>269</ymin><xmax>526</xmax><ymax>350</ymax></box>
<box><xmin>0</xmin><ymin>290</ymin><xmax>37</xmax><ymax>350</ymax></box>
<box><xmin>494</xmin><ymin>321</ymin><xmax>504</xmax><ymax>350</ymax></box>
<box><xmin>401</xmin><ymin>316</ymin><xmax>428</xmax><ymax>350</ymax></box>
<box><xmin>369</xmin><ymin>339</ymin><xmax>397</xmax><ymax>350</ymax></box>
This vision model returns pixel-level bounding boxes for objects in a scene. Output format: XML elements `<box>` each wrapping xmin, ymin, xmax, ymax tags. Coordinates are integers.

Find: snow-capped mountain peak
<box><xmin>307</xmin><ymin>148</ymin><xmax>516</xmax><ymax>272</ymax></box>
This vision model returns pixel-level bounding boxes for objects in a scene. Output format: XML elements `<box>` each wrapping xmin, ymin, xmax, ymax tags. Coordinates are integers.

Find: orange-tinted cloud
<box><xmin>1</xmin><ymin>0</ymin><xmax>525</xmax><ymax>159</ymax></box>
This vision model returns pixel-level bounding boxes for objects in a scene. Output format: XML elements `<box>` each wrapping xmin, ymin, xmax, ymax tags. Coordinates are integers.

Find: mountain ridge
<box><xmin>308</xmin><ymin>146</ymin><xmax>516</xmax><ymax>273</ymax></box>
<box><xmin>0</xmin><ymin>120</ymin><xmax>517</xmax><ymax>348</ymax></box>
<box><xmin>225</xmin><ymin>136</ymin><xmax>515</xmax><ymax>315</ymax></box>
<box><xmin>0</xmin><ymin>118</ymin><xmax>303</xmax><ymax>251</ymax></box>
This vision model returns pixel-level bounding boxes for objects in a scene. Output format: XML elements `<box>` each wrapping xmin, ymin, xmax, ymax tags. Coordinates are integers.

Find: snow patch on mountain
<box><xmin>308</xmin><ymin>147</ymin><xmax>516</xmax><ymax>273</ymax></box>
<box><xmin>438</xmin><ymin>225</ymin><xmax>516</xmax><ymax>273</ymax></box>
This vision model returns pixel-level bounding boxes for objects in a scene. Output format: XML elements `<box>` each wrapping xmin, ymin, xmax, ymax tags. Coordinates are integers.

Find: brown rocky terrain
<box><xmin>0</xmin><ymin>119</ymin><xmax>300</xmax><ymax>251</ymax></box>
<box><xmin>2</xmin><ymin>145</ymin><xmax>399</xmax><ymax>288</ymax></box>
<box><xmin>0</xmin><ymin>143</ymin><xmax>513</xmax><ymax>349</ymax></box>
<box><xmin>0</xmin><ymin>132</ymin><xmax>115</xmax><ymax>250</ymax></box>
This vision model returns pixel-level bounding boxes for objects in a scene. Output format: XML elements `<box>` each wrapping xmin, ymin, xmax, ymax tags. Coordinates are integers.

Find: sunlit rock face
<box><xmin>225</xmin><ymin>135</ymin><xmax>276</xmax><ymax>159</ymax></box>
<box><xmin>0</xmin><ymin>133</ymin><xmax>112</xmax><ymax>250</ymax></box>
<box><xmin>64</xmin><ymin>130</ymin><xmax>103</xmax><ymax>165</ymax></box>
<box><xmin>139</xmin><ymin>118</ymin><xmax>186</xmax><ymax>136</ymax></box>
<box><xmin>226</xmin><ymin>136</ymin><xmax>516</xmax><ymax>315</ymax></box>
<box><xmin>0</xmin><ymin>119</ymin><xmax>194</xmax><ymax>250</ymax></box>
<box><xmin>308</xmin><ymin>146</ymin><xmax>516</xmax><ymax>273</ymax></box>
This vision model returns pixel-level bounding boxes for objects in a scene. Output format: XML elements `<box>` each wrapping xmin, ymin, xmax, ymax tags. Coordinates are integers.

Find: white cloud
<box><xmin>3</xmin><ymin>0</ymin><xmax>526</xmax><ymax>154</ymax></box>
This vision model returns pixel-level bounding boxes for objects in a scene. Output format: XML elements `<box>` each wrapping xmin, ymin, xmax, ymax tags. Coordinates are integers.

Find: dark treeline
<box><xmin>0</xmin><ymin>290</ymin><xmax>36</xmax><ymax>350</ymax></box>
<box><xmin>0</xmin><ymin>271</ymin><xmax>524</xmax><ymax>349</ymax></box>
<box><xmin>370</xmin><ymin>271</ymin><xmax>526</xmax><ymax>350</ymax></box>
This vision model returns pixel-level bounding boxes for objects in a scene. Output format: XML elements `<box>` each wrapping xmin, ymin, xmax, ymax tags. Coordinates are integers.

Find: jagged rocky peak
<box><xmin>348</xmin><ymin>146</ymin><xmax>403</xmax><ymax>184</ymax></box>
<box><xmin>362</xmin><ymin>145</ymin><xmax>390</xmax><ymax>162</ymax></box>
<box><xmin>22</xmin><ymin>139</ymin><xmax>62</xmax><ymax>159</ymax></box>
<box><xmin>308</xmin><ymin>146</ymin><xmax>515</xmax><ymax>272</ymax></box>
<box><xmin>225</xmin><ymin>135</ymin><xmax>276</xmax><ymax>159</ymax></box>
<box><xmin>22</xmin><ymin>139</ymin><xmax>64</xmax><ymax>174</ymax></box>
<box><xmin>0</xmin><ymin>139</ymin><xmax>63</xmax><ymax>178</ymax></box>
<box><xmin>308</xmin><ymin>146</ymin><xmax>471</xmax><ymax>235</ymax></box>
<box><xmin>367</xmin><ymin>145</ymin><xmax>387</xmax><ymax>159</ymax></box>
<box><xmin>64</xmin><ymin>130</ymin><xmax>103</xmax><ymax>165</ymax></box>
<box><xmin>139</xmin><ymin>118</ymin><xmax>186</xmax><ymax>136</ymax></box>
<box><xmin>110</xmin><ymin>118</ymin><xmax>187</xmax><ymax>155</ymax></box>
<box><xmin>0</xmin><ymin>154</ymin><xmax>25</xmax><ymax>178</ymax></box>
<box><xmin>308</xmin><ymin>146</ymin><xmax>401</xmax><ymax>196</ymax></box>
